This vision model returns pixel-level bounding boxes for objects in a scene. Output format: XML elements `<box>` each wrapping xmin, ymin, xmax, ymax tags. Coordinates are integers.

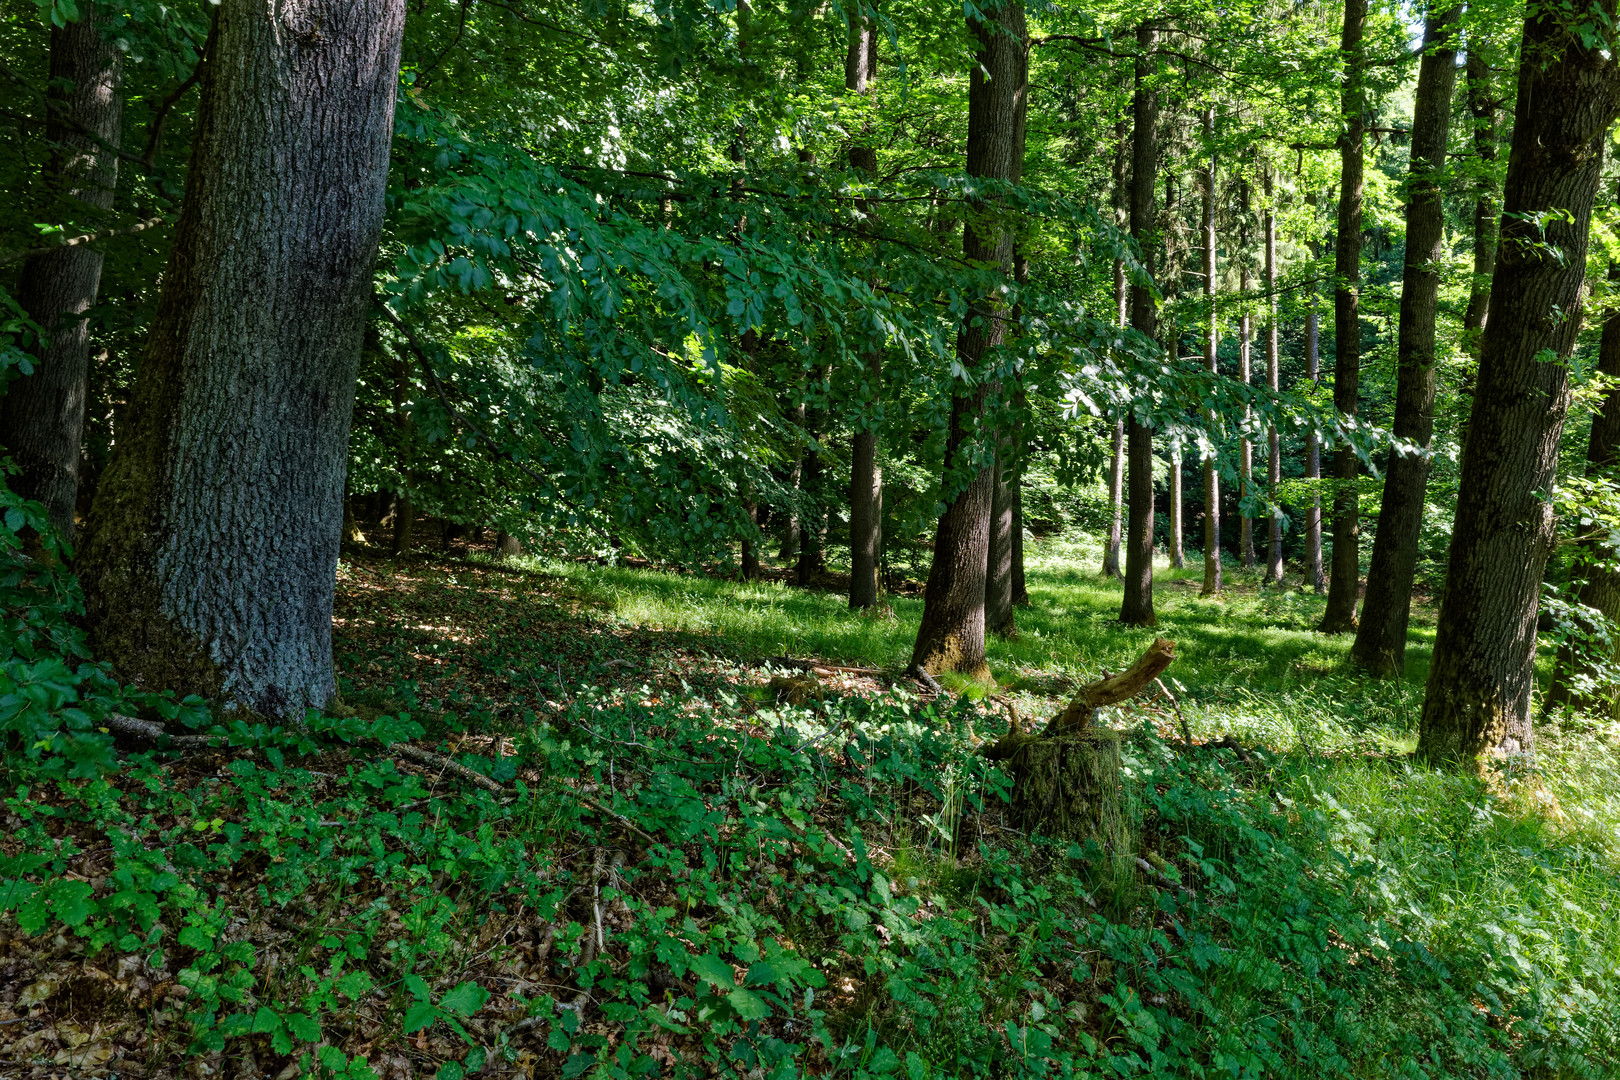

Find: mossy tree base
<box><xmin>1008</xmin><ymin>730</ymin><xmax>1126</xmax><ymax>852</ymax></box>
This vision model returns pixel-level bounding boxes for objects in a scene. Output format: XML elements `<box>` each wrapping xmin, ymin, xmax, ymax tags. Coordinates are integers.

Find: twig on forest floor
<box><xmin>1152</xmin><ymin>677</ymin><xmax>1194</xmax><ymax>747</ymax></box>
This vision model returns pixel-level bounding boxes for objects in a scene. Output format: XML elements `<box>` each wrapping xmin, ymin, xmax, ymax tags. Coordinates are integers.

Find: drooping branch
<box><xmin>1046</xmin><ymin>637</ymin><xmax>1176</xmax><ymax>735</ymax></box>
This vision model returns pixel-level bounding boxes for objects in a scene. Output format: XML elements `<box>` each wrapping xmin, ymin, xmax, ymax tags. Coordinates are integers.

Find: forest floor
<box><xmin>4</xmin><ymin>533</ymin><xmax>1620</xmax><ymax>1079</ymax></box>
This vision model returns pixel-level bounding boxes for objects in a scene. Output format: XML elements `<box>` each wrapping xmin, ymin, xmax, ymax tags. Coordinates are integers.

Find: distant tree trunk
<box><xmin>1462</xmin><ymin>52</ymin><xmax>1502</xmax><ymax>358</ymax></box>
<box><xmin>1200</xmin><ymin>107</ymin><xmax>1222</xmax><ymax>597</ymax></box>
<box><xmin>77</xmin><ymin>0</ymin><xmax>406</xmax><ymax>720</ymax></box>
<box><xmin>797</xmin><ymin>393</ymin><xmax>825</xmax><ymax>586</ymax></box>
<box><xmin>1418</xmin><ymin>4</ymin><xmax>1620</xmax><ymax>764</ymax></box>
<box><xmin>741</xmin><ymin>499</ymin><xmax>760</xmax><ymax>580</ymax></box>
<box><xmin>1238</xmin><ymin>177</ymin><xmax>1255</xmax><ymax>570</ymax></box>
<box><xmin>1304</xmin><ymin>219</ymin><xmax>1325</xmax><ymax>593</ymax></box>
<box><xmin>0</xmin><ymin>6</ymin><xmax>123</xmax><ymax>543</ymax></box>
<box><xmin>1351</xmin><ymin>5</ymin><xmax>1459</xmax><ymax>677</ymax></box>
<box><xmin>1549</xmin><ymin>261</ymin><xmax>1620</xmax><ymax>718</ymax></box>
<box><xmin>1103</xmin><ymin>118</ymin><xmax>1129</xmax><ymax>581</ymax></box>
<box><xmin>1169</xmin><ymin>444</ymin><xmax>1184</xmax><ymax>570</ymax></box>
<box><xmin>1319</xmin><ymin>0</ymin><xmax>1367</xmax><ymax>633</ymax></box>
<box><xmin>1103</xmin><ymin>420</ymin><xmax>1125</xmax><ymax>578</ymax></box>
<box><xmin>911</xmin><ymin>0</ymin><xmax>1026</xmax><ymax>676</ymax></box>
<box><xmin>390</xmin><ymin>351</ymin><xmax>414</xmax><ymax>557</ymax></box>
<box><xmin>778</xmin><ymin>395</ymin><xmax>806</xmax><ymax>560</ymax></box>
<box><xmin>495</xmin><ymin>531</ymin><xmax>522</xmax><ymax>559</ymax></box>
<box><xmin>847</xmin><ymin>9</ymin><xmax>883</xmax><ymax>609</ymax></box>
<box><xmin>1011</xmin><ymin>480</ymin><xmax>1028</xmax><ymax>605</ymax></box>
<box><xmin>987</xmin><ymin>441</ymin><xmax>1017</xmax><ymax>637</ymax></box>
<box><xmin>1263</xmin><ymin>173</ymin><xmax>1285</xmax><ymax>584</ymax></box>
<box><xmin>1119</xmin><ymin>20</ymin><xmax>1159</xmax><ymax>627</ymax></box>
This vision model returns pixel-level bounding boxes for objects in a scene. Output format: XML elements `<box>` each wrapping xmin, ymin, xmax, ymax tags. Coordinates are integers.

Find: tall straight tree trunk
<box><xmin>986</xmin><ymin>119</ymin><xmax>1030</xmax><ymax>638</ymax></box>
<box><xmin>77</xmin><ymin>0</ymin><xmax>406</xmax><ymax>720</ymax></box>
<box><xmin>0</xmin><ymin>5</ymin><xmax>122</xmax><ymax>542</ymax></box>
<box><xmin>1119</xmin><ymin>20</ymin><xmax>1159</xmax><ymax>627</ymax></box>
<box><xmin>798</xmin><ymin>379</ymin><xmax>826</xmax><ymax>586</ymax></box>
<box><xmin>1169</xmin><ymin>445</ymin><xmax>1184</xmax><ymax>568</ymax></box>
<box><xmin>1462</xmin><ymin>52</ymin><xmax>1502</xmax><ymax>357</ymax></box>
<box><xmin>1304</xmin><ymin>221</ymin><xmax>1325</xmax><ymax>592</ymax></box>
<box><xmin>1104</xmin><ymin>420</ymin><xmax>1125</xmax><ymax>578</ymax></box>
<box><xmin>1351</xmin><ymin>5</ymin><xmax>1459</xmax><ymax>677</ymax></box>
<box><xmin>847</xmin><ymin>9</ymin><xmax>883</xmax><ymax>609</ymax></box>
<box><xmin>1549</xmin><ymin>260</ymin><xmax>1620</xmax><ymax>718</ymax></box>
<box><xmin>1418</xmin><ymin>4</ymin><xmax>1620</xmax><ymax>763</ymax></box>
<box><xmin>1104</xmin><ymin>117</ymin><xmax>1129</xmax><ymax>580</ymax></box>
<box><xmin>1264</xmin><ymin>171</ymin><xmax>1285</xmax><ymax>583</ymax></box>
<box><xmin>1164</xmin><ymin>172</ymin><xmax>1186</xmax><ymax>574</ymax></box>
<box><xmin>1238</xmin><ymin>177</ymin><xmax>1255</xmax><ymax>570</ymax></box>
<box><xmin>1200</xmin><ymin>107</ymin><xmax>1222</xmax><ymax>597</ymax></box>
<box><xmin>910</xmin><ymin>0</ymin><xmax>1026</xmax><ymax>676</ymax></box>
<box><xmin>1011</xmin><ymin>478</ymin><xmax>1028</xmax><ymax>605</ymax></box>
<box><xmin>1319</xmin><ymin>0</ymin><xmax>1367</xmax><ymax>633</ymax></box>
<box><xmin>778</xmin><ymin>394</ymin><xmax>805</xmax><ymax>559</ymax></box>
<box><xmin>390</xmin><ymin>350</ymin><xmax>414</xmax><ymax>556</ymax></box>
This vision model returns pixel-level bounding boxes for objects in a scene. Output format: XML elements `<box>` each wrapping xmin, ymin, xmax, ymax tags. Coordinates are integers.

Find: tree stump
<box><xmin>1007</xmin><ymin>729</ymin><xmax>1127</xmax><ymax>850</ymax></box>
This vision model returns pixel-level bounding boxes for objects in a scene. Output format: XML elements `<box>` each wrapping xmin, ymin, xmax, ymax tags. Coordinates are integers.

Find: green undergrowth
<box><xmin>3</xmin><ymin>502</ymin><xmax>1619</xmax><ymax>1078</ymax></box>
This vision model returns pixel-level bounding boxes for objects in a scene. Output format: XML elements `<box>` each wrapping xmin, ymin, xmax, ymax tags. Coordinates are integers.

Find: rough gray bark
<box><xmin>77</xmin><ymin>0</ymin><xmax>406</xmax><ymax>720</ymax></box>
<box><xmin>1549</xmin><ymin>261</ymin><xmax>1620</xmax><ymax>718</ymax></box>
<box><xmin>1418</xmin><ymin>3</ymin><xmax>1620</xmax><ymax>763</ymax></box>
<box><xmin>1200</xmin><ymin>107</ymin><xmax>1221</xmax><ymax>597</ymax></box>
<box><xmin>1319</xmin><ymin>0</ymin><xmax>1367</xmax><ymax>634</ymax></box>
<box><xmin>1119</xmin><ymin>20</ymin><xmax>1159</xmax><ymax>628</ymax></box>
<box><xmin>1351</xmin><ymin>5</ymin><xmax>1458</xmax><ymax>677</ymax></box>
<box><xmin>847</xmin><ymin>11</ymin><xmax>883</xmax><ymax>610</ymax></box>
<box><xmin>911</xmin><ymin>0</ymin><xmax>1026</xmax><ymax>677</ymax></box>
<box><xmin>1264</xmin><ymin>172</ymin><xmax>1285</xmax><ymax>583</ymax></box>
<box><xmin>1</xmin><ymin>6</ymin><xmax>123</xmax><ymax>542</ymax></box>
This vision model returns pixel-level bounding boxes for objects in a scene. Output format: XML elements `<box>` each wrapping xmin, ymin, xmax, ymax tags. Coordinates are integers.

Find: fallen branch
<box><xmin>765</xmin><ymin>655</ymin><xmax>884</xmax><ymax>676</ymax></box>
<box><xmin>1046</xmin><ymin>638</ymin><xmax>1176</xmax><ymax>736</ymax></box>
<box><xmin>102</xmin><ymin>712</ymin><xmax>222</xmax><ymax>750</ymax></box>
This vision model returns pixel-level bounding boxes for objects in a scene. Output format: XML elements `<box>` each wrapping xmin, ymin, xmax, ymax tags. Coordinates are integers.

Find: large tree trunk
<box><xmin>1263</xmin><ymin>172</ymin><xmax>1285</xmax><ymax>583</ymax></box>
<box><xmin>1417</xmin><ymin>4</ymin><xmax>1620</xmax><ymax>764</ymax></box>
<box><xmin>1199</xmin><ymin>108</ymin><xmax>1222</xmax><ymax>597</ymax></box>
<box><xmin>0</xmin><ymin>6</ymin><xmax>123</xmax><ymax>543</ymax></box>
<box><xmin>1119</xmin><ymin>20</ymin><xmax>1159</xmax><ymax>628</ymax></box>
<box><xmin>1350</xmin><ymin>5</ymin><xmax>1459</xmax><ymax>677</ymax></box>
<box><xmin>910</xmin><ymin>0</ymin><xmax>1026</xmax><ymax>677</ymax></box>
<box><xmin>847</xmin><ymin>11</ymin><xmax>883</xmax><ymax>610</ymax></box>
<box><xmin>1462</xmin><ymin>52</ymin><xmax>1502</xmax><ymax>358</ymax></box>
<box><xmin>77</xmin><ymin>0</ymin><xmax>406</xmax><ymax>721</ymax></box>
<box><xmin>1319</xmin><ymin>0</ymin><xmax>1367</xmax><ymax>634</ymax></box>
<box><xmin>1549</xmin><ymin>261</ymin><xmax>1620</xmax><ymax>718</ymax></box>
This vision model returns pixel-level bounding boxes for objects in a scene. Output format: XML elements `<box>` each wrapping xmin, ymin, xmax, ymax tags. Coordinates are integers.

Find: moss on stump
<box><xmin>1007</xmin><ymin>728</ymin><xmax>1126</xmax><ymax>852</ymax></box>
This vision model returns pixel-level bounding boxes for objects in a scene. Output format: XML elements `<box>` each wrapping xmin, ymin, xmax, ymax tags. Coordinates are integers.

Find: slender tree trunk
<box><xmin>1011</xmin><ymin>478</ymin><xmax>1028</xmax><ymax>605</ymax></box>
<box><xmin>0</xmin><ymin>6</ymin><xmax>123</xmax><ymax>542</ymax></box>
<box><xmin>1238</xmin><ymin>178</ymin><xmax>1255</xmax><ymax>570</ymax></box>
<box><xmin>910</xmin><ymin>0</ymin><xmax>1026</xmax><ymax>676</ymax></box>
<box><xmin>1462</xmin><ymin>52</ymin><xmax>1502</xmax><ymax>358</ymax></box>
<box><xmin>1103</xmin><ymin>420</ymin><xmax>1125</xmax><ymax>578</ymax></box>
<box><xmin>1549</xmin><ymin>261</ymin><xmax>1620</xmax><ymax>717</ymax></box>
<box><xmin>847</xmin><ymin>10</ymin><xmax>883</xmax><ymax>610</ymax></box>
<box><xmin>1319</xmin><ymin>0</ymin><xmax>1367</xmax><ymax>633</ymax></box>
<box><xmin>1169</xmin><ymin>444</ymin><xmax>1184</xmax><ymax>570</ymax></box>
<box><xmin>1304</xmin><ymin>222</ymin><xmax>1325</xmax><ymax>593</ymax></box>
<box><xmin>1264</xmin><ymin>173</ymin><xmax>1285</xmax><ymax>583</ymax></box>
<box><xmin>1200</xmin><ymin>107</ymin><xmax>1222</xmax><ymax>596</ymax></box>
<box><xmin>390</xmin><ymin>351</ymin><xmax>414</xmax><ymax>557</ymax></box>
<box><xmin>77</xmin><ymin>0</ymin><xmax>406</xmax><ymax>720</ymax></box>
<box><xmin>741</xmin><ymin>499</ymin><xmax>760</xmax><ymax>580</ymax></box>
<box><xmin>779</xmin><ymin>395</ymin><xmax>805</xmax><ymax>560</ymax></box>
<box><xmin>987</xmin><ymin>442</ymin><xmax>1017</xmax><ymax>636</ymax></box>
<box><xmin>1351</xmin><ymin>5</ymin><xmax>1459</xmax><ymax>677</ymax></box>
<box><xmin>1119</xmin><ymin>20</ymin><xmax>1159</xmax><ymax>627</ymax></box>
<box><xmin>1418</xmin><ymin>5</ymin><xmax>1620</xmax><ymax>763</ymax></box>
<box><xmin>798</xmin><ymin>387</ymin><xmax>825</xmax><ymax>586</ymax></box>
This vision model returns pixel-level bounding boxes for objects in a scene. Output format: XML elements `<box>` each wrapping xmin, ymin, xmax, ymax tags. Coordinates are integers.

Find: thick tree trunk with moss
<box><xmin>1351</xmin><ymin>5</ymin><xmax>1458</xmax><ymax>677</ymax></box>
<box><xmin>77</xmin><ymin>0</ymin><xmax>406</xmax><ymax>720</ymax></box>
<box><xmin>1319</xmin><ymin>0</ymin><xmax>1366</xmax><ymax>634</ymax></box>
<box><xmin>1418</xmin><ymin>4</ymin><xmax>1620</xmax><ymax>763</ymax></box>
<box><xmin>0</xmin><ymin>6</ymin><xmax>122</xmax><ymax>542</ymax></box>
<box><xmin>1119</xmin><ymin>21</ymin><xmax>1159</xmax><ymax>627</ymax></box>
<box><xmin>910</xmin><ymin>0</ymin><xmax>1025</xmax><ymax>678</ymax></box>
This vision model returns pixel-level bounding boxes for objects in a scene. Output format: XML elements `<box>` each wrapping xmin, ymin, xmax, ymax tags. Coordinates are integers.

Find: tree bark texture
<box><xmin>1119</xmin><ymin>21</ymin><xmax>1159</xmax><ymax>627</ymax></box>
<box><xmin>910</xmin><ymin>0</ymin><xmax>1026</xmax><ymax>677</ymax></box>
<box><xmin>77</xmin><ymin>0</ymin><xmax>406</xmax><ymax>720</ymax></box>
<box><xmin>847</xmin><ymin>12</ymin><xmax>882</xmax><ymax>610</ymax></box>
<box><xmin>1104</xmin><ymin>420</ymin><xmax>1124</xmax><ymax>579</ymax></box>
<box><xmin>1200</xmin><ymin>109</ymin><xmax>1221</xmax><ymax>597</ymax></box>
<box><xmin>1264</xmin><ymin>173</ymin><xmax>1285</xmax><ymax>583</ymax></box>
<box><xmin>1319</xmin><ymin>0</ymin><xmax>1367</xmax><ymax>634</ymax></box>
<box><xmin>1549</xmin><ymin>262</ymin><xmax>1620</xmax><ymax>718</ymax></box>
<box><xmin>1</xmin><ymin>6</ymin><xmax>123</xmax><ymax>542</ymax></box>
<box><xmin>1418</xmin><ymin>4</ymin><xmax>1620</xmax><ymax>763</ymax></box>
<box><xmin>1462</xmin><ymin>52</ymin><xmax>1502</xmax><ymax>356</ymax></box>
<box><xmin>1350</xmin><ymin>5</ymin><xmax>1458</xmax><ymax>677</ymax></box>
<box><xmin>1304</xmin><ymin>241</ymin><xmax>1325</xmax><ymax>593</ymax></box>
